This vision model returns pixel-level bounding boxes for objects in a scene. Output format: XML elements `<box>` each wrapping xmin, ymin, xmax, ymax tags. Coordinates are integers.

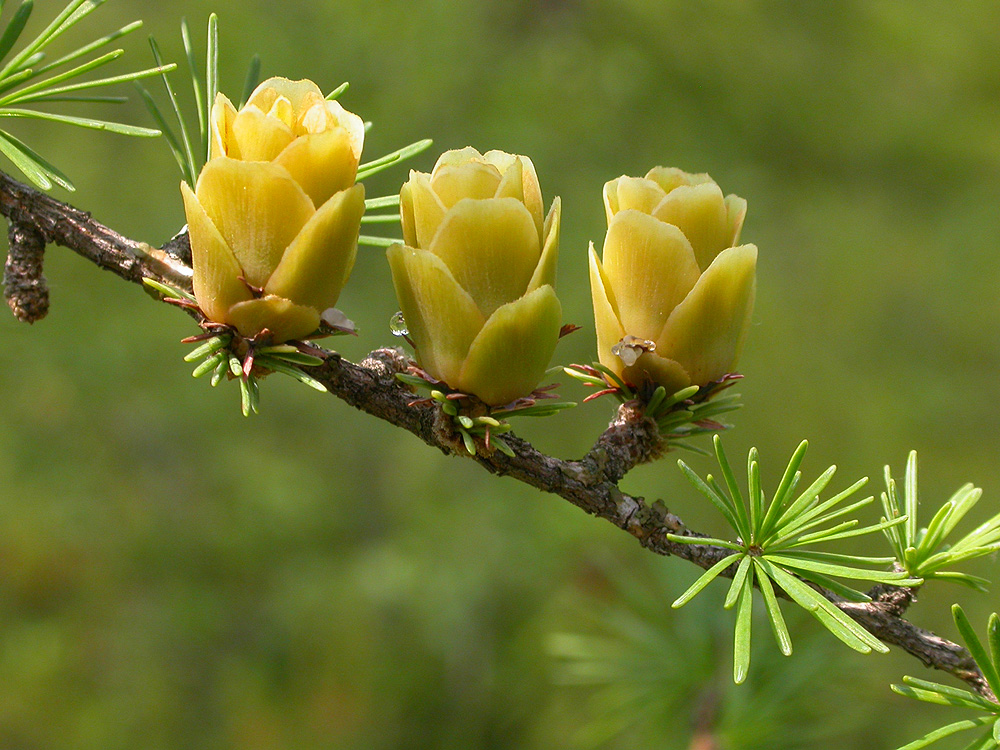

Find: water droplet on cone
<box><xmin>389</xmin><ymin>311</ymin><xmax>409</xmax><ymax>336</ymax></box>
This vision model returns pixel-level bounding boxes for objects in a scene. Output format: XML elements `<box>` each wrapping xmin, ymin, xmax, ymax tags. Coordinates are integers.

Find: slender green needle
<box><xmin>141</xmin><ymin>277</ymin><xmax>195</xmax><ymax>301</ymax></box>
<box><xmin>905</xmin><ymin>450</ymin><xmax>919</xmax><ymax>545</ymax></box>
<box><xmin>459</xmin><ymin>427</ymin><xmax>476</xmax><ymax>456</ymax></box>
<box><xmin>644</xmin><ymin>385</ymin><xmax>667</xmax><ymax>416</ymax></box>
<box><xmin>671</xmin><ymin>552</ymin><xmax>741</xmax><ymax>608</ymax></box>
<box><xmin>32</xmin><ymin>94</ymin><xmax>126</xmax><ymax>103</ymax></box>
<box><xmin>497</xmin><ymin>402</ymin><xmax>575</xmax><ymax>417</ymax></box>
<box><xmin>665</xmin><ymin>533</ymin><xmax>743</xmax><ymax>550</ymax></box>
<box><xmin>656</xmin><ymin>408</ymin><xmax>692</xmax><ymax>427</ymax></box>
<box><xmin>192</xmin><ymin>351</ymin><xmax>225</xmax><ymax>378</ymax></box>
<box><xmin>989</xmin><ymin>614</ymin><xmax>1000</xmax><ymax>681</ymax></box>
<box><xmin>1</xmin><ymin>0</ymin><xmax>97</xmax><ymax>78</ymax></box>
<box><xmin>0</xmin><ymin>0</ymin><xmax>33</xmax><ymax>66</ymax></box>
<box><xmin>772</xmin><ymin>440</ymin><xmax>809</xmax><ymax>511</ymax></box>
<box><xmin>359</xmin><ymin>234</ymin><xmax>397</xmax><ymax>247</ymax></box>
<box><xmin>764</xmin><ymin>553</ymin><xmax>912</xmax><ymax>584</ymax></box>
<box><xmin>563</xmin><ymin>368</ymin><xmax>605</xmax><ymax>387</ymax></box>
<box><xmin>761</xmin><ymin>559</ymin><xmax>886</xmax><ymax>652</ymax></box>
<box><xmin>660</xmin><ymin>384</ymin><xmax>699</xmax><ymax>410</ymax></box>
<box><xmin>357</xmin><ymin>138</ymin><xmax>434</xmax><ymax>180</ymax></box>
<box><xmin>772</xmin><ymin>477</ymin><xmax>869</xmax><ymax>542</ymax></box>
<box><xmin>204</xmin><ymin>13</ymin><xmax>218</xmax><ymax>161</ymax></box>
<box><xmin>183</xmin><ymin>335</ymin><xmax>230</xmax><ymax>361</ymax></box>
<box><xmin>1</xmin><ymin>61</ymin><xmax>174</xmax><ymax>105</ymax></box>
<box><xmin>0</xmin><ymin>67</ymin><xmax>34</xmax><ymax>96</ymax></box>
<box><xmin>778</xmin><ymin>549</ymin><xmax>897</xmax><ymax>566</ymax></box>
<box><xmin>360</xmin><ymin>213</ymin><xmax>401</xmax><ymax>224</ymax></box>
<box><xmin>929</xmin><ymin>571</ymin><xmax>991</xmax><ymax>591</ymax></box>
<box><xmin>12</xmin><ymin>50</ymin><xmax>43</xmax><ymax>72</ymax></box>
<box><xmin>135</xmin><ymin>82</ymin><xmax>187</xmax><ymax>177</ymax></box>
<box><xmin>0</xmin><ymin>107</ymin><xmax>161</xmax><ymax>136</ymax></box>
<box><xmin>724</xmin><ymin>555</ymin><xmax>752</xmax><ymax>610</ymax></box>
<box><xmin>762</xmin><ymin>464</ymin><xmax>838</xmax><ymax>539</ymax></box>
<box><xmin>239</xmin><ymin>53</ymin><xmax>260</xmax><ymax>108</ymax></box>
<box><xmin>0</xmin><ymin>47</ymin><xmax>122</xmax><ymax>102</ymax></box>
<box><xmin>707</xmin><ymin>475</ymin><xmax>749</xmax><ymax>540</ymax></box>
<box><xmin>772</xmin><ymin>495</ymin><xmax>874</xmax><ymax>545</ymax></box>
<box><xmin>893</xmin><ymin>683</ymin><xmax>994</xmax><ymax>711</ymax></box>
<box><xmin>260</xmin><ymin>350</ymin><xmax>325</xmax><ymax>367</ymax></box>
<box><xmin>263</xmin><ymin>359</ymin><xmax>328</xmax><ymax>392</ymax></box>
<box><xmin>795</xmin><ymin>516</ymin><xmax>909</xmax><ymax>547</ymax></box>
<box><xmin>711</xmin><ymin>436</ymin><xmax>749</xmax><ymax>537</ymax></box>
<box><xmin>148</xmin><ymin>38</ymin><xmax>196</xmax><ymax>183</ymax></box>
<box><xmin>34</xmin><ymin>19</ymin><xmax>141</xmax><ymax>77</ymax></box>
<box><xmin>954</xmin><ymin>606</ymin><xmax>1000</xmax><ymax>698</ymax></box>
<box><xmin>677</xmin><ymin>460</ymin><xmax>740</xmax><ymax>532</ymax></box>
<box><xmin>491</xmin><ymin>436</ymin><xmax>515</xmax><ymax>458</ymax></box>
<box><xmin>0</xmin><ymin>130</ymin><xmax>49</xmax><ymax>188</ymax></box>
<box><xmin>923</xmin><ymin>547</ymin><xmax>1000</xmax><ymax>571</ymax></box>
<box><xmin>902</xmin><ymin>676</ymin><xmax>1000</xmax><ymax>710</ymax></box>
<box><xmin>589</xmin><ymin>362</ymin><xmax>631</xmax><ymax>394</ymax></box>
<box><xmin>29</xmin><ymin>46</ymin><xmax>129</xmax><ymax>92</ymax></box>
<box><xmin>210</xmin><ymin>357</ymin><xmax>227</xmax><ymax>387</ymax></box>
<box><xmin>748</xmin><ymin>455</ymin><xmax>763</xmax><ymax>539</ymax></box>
<box><xmin>248</xmin><ymin>374</ymin><xmax>259</xmax><ymax>414</ymax></box>
<box><xmin>325</xmin><ymin>80</ymin><xmax>348</xmax><ymax>100</ymax></box>
<box><xmin>733</xmin><ymin>572</ymin><xmax>753</xmax><ymax>684</ymax></box>
<box><xmin>669</xmin><ymin>440</ymin><xmax>712</xmax><ymax>457</ymax></box>
<box><xmin>180</xmin><ymin>18</ymin><xmax>205</xmax><ymax>144</ymax></box>
<box><xmin>238</xmin><ymin>375</ymin><xmax>250</xmax><ymax>416</ymax></box>
<box><xmin>364</xmin><ymin>194</ymin><xmax>400</xmax><ymax>210</ymax></box>
<box><xmin>942</xmin><ymin>485</ymin><xmax>985</xmax><ymax>539</ymax></box>
<box><xmin>0</xmin><ymin>128</ymin><xmax>72</xmax><ymax>189</ymax></box>
<box><xmin>894</xmin><ymin>717</ymin><xmax>996</xmax><ymax>750</ymax></box>
<box><xmin>919</xmin><ymin>500</ymin><xmax>958</xmax><ymax>558</ymax></box>
<box><xmin>963</xmin><ymin>728</ymin><xmax>999</xmax><ymax>750</ymax></box>
<box><xmin>753</xmin><ymin>559</ymin><xmax>792</xmax><ymax>655</ymax></box>
<box><xmin>790</xmin><ymin>570</ymin><xmax>870</xmax><ymax>603</ymax></box>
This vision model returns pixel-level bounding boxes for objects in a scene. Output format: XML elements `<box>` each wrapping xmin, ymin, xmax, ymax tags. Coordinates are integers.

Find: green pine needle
<box><xmin>360</xmin><ymin>213</ymin><xmax>402</xmax><ymax>224</ymax></box>
<box><xmin>0</xmin><ymin>127</ymin><xmax>72</xmax><ymax>189</ymax></box>
<box><xmin>325</xmin><ymin>80</ymin><xmax>348</xmax><ymax>100</ymax></box>
<box><xmin>670</xmin><ymin>436</ymin><xmax>921</xmax><ymax>681</ymax></box>
<box><xmin>204</xmin><ymin>13</ymin><xmax>217</xmax><ymax>160</ymax></box>
<box><xmin>892</xmin><ymin>607</ymin><xmax>1000</xmax><ymax>750</ymax></box>
<box><xmin>356</xmin><ymin>138</ymin><xmax>433</xmax><ymax>180</ymax></box>
<box><xmin>258</xmin><ymin>357</ymin><xmax>328</xmax><ymax>392</ymax></box>
<box><xmin>179</xmin><ymin>17</ymin><xmax>205</xmax><ymax>145</ymax></box>
<box><xmin>365</xmin><ymin>194</ymin><xmax>401</xmax><ymax>210</ymax></box>
<box><xmin>148</xmin><ymin>36</ymin><xmax>196</xmax><ymax>185</ymax></box>
<box><xmin>0</xmin><ymin>0</ymin><xmax>172</xmax><ymax>189</ymax></box>
<box><xmin>881</xmin><ymin>451</ymin><xmax>999</xmax><ymax>588</ymax></box>
<box><xmin>239</xmin><ymin>53</ymin><xmax>260</xmax><ymax>108</ymax></box>
<box><xmin>0</xmin><ymin>1</ymin><xmax>34</xmax><ymax>66</ymax></box>
<box><xmin>359</xmin><ymin>234</ymin><xmax>397</xmax><ymax>247</ymax></box>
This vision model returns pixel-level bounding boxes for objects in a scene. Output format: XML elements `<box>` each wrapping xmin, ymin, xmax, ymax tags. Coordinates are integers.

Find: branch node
<box><xmin>4</xmin><ymin>220</ymin><xmax>49</xmax><ymax>323</ymax></box>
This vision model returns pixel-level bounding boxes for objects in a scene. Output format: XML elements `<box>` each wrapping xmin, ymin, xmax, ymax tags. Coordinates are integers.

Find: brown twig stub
<box><xmin>0</xmin><ymin>168</ymin><xmax>995</xmax><ymax>697</ymax></box>
<box><xmin>4</xmin><ymin>220</ymin><xmax>48</xmax><ymax>322</ymax></box>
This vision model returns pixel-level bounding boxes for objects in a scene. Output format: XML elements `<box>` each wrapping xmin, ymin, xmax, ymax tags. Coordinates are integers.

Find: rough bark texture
<box><xmin>0</xmin><ymin>169</ymin><xmax>992</xmax><ymax>699</ymax></box>
<box><xmin>4</xmin><ymin>219</ymin><xmax>48</xmax><ymax>322</ymax></box>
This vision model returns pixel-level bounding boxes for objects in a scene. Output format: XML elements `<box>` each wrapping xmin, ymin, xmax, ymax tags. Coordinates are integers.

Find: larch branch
<box><xmin>0</xmin><ymin>170</ymin><xmax>990</xmax><ymax>699</ymax></box>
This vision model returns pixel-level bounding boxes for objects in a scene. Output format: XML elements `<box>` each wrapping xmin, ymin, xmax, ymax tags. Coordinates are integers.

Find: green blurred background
<box><xmin>0</xmin><ymin>1</ymin><xmax>998</xmax><ymax>747</ymax></box>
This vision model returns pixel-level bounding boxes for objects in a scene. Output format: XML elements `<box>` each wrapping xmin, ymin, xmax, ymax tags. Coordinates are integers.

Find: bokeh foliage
<box><xmin>0</xmin><ymin>1</ymin><xmax>998</xmax><ymax>748</ymax></box>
